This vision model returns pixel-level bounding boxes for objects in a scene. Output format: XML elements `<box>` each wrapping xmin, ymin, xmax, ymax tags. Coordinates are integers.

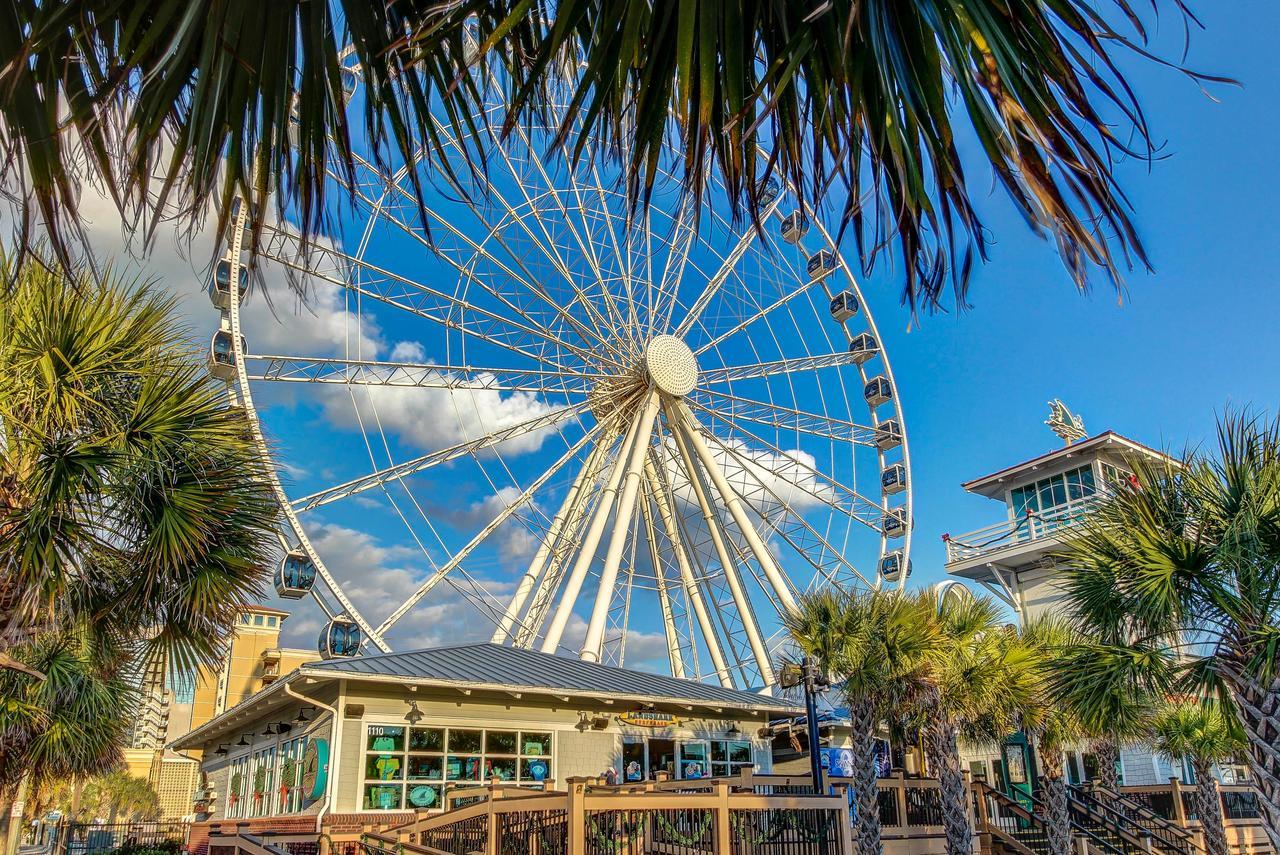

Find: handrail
<box><xmin>945</xmin><ymin>495</ymin><xmax>1101</xmax><ymax>563</ymax></box>
<box><xmin>1074</xmin><ymin>784</ymin><xmax>1201</xmax><ymax>854</ymax></box>
<box><xmin>973</xmin><ymin>781</ymin><xmax>1051</xmax><ymax>855</ymax></box>
<box><xmin>1061</xmin><ymin>790</ymin><xmax>1156</xmax><ymax>855</ymax></box>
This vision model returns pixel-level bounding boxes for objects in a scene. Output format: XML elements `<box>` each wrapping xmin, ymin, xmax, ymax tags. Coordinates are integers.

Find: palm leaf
<box><xmin>2</xmin><ymin>0</ymin><xmax>1229</xmax><ymax>310</ymax></box>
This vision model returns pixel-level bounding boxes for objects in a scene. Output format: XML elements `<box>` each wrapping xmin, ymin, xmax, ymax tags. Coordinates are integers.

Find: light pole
<box><xmin>779</xmin><ymin>656</ymin><xmax>830</xmax><ymax>794</ymax></box>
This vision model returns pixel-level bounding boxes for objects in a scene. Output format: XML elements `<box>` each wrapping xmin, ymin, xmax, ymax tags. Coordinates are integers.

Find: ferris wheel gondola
<box><xmin>203</xmin><ymin>64</ymin><xmax>914</xmax><ymax>686</ymax></box>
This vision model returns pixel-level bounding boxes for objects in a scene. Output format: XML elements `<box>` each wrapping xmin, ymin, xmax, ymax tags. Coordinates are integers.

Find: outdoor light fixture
<box><xmin>262</xmin><ymin>723</ymin><xmax>277</xmax><ymax>736</ymax></box>
<box><xmin>294</xmin><ymin>706</ymin><xmax>314</xmax><ymax>724</ymax></box>
<box><xmin>236</xmin><ymin>734</ymin><xmax>250</xmax><ymax>747</ymax></box>
<box><xmin>214</xmin><ymin>744</ymin><xmax>229</xmax><ymax>756</ymax></box>
<box><xmin>575</xmin><ymin>712</ymin><xmax>592</xmax><ymax>732</ymax></box>
<box><xmin>727</xmin><ymin>724</ymin><xmax>741</xmax><ymax>738</ymax></box>
<box><xmin>405</xmin><ymin>700</ymin><xmax>423</xmax><ymax>725</ymax></box>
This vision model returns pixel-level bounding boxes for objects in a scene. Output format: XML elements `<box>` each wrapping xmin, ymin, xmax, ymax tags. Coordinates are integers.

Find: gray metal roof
<box><xmin>302</xmin><ymin>643</ymin><xmax>798</xmax><ymax>713</ymax></box>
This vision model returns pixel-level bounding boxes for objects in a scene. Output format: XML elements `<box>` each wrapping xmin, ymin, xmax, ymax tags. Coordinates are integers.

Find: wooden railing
<box><xmin>1115</xmin><ymin>780</ymin><xmax>1274</xmax><ymax>855</ymax></box>
<box><xmin>368</xmin><ymin>776</ymin><xmax>852</xmax><ymax>855</ymax></box>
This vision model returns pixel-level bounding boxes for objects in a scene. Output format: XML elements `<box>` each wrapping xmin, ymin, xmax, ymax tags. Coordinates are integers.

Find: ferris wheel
<box><xmin>205</xmin><ymin>73</ymin><xmax>913</xmax><ymax>690</ymax></box>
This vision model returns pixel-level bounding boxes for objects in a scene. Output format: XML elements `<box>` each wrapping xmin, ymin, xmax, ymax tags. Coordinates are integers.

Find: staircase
<box><xmin>974</xmin><ymin>781</ymin><xmax>1190</xmax><ymax>855</ymax></box>
<box><xmin>1072</xmin><ymin>784</ymin><xmax>1203</xmax><ymax>855</ymax></box>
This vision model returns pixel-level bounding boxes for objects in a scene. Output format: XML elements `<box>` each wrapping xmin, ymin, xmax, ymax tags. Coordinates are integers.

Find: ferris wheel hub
<box><xmin>644</xmin><ymin>335</ymin><xmax>698</xmax><ymax>397</ymax></box>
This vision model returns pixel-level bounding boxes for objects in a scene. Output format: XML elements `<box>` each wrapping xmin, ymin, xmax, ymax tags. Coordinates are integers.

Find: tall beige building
<box><xmin>190</xmin><ymin>606</ymin><xmax>320</xmax><ymax>734</ymax></box>
<box><xmin>121</xmin><ymin>605</ymin><xmax>320</xmax><ymax>819</ymax></box>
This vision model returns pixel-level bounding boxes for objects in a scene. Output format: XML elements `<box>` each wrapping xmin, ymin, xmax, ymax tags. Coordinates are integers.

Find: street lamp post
<box><xmin>779</xmin><ymin>656</ymin><xmax>830</xmax><ymax>794</ymax></box>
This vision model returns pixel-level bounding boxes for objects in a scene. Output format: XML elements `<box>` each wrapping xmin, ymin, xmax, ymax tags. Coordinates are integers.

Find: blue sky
<box><xmin>877</xmin><ymin>1</ymin><xmax>1280</xmax><ymax>587</ymax></box>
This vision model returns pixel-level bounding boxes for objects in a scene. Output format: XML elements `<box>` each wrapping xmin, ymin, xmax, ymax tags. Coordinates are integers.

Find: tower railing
<box><xmin>944</xmin><ymin>495</ymin><xmax>1102</xmax><ymax>564</ymax></box>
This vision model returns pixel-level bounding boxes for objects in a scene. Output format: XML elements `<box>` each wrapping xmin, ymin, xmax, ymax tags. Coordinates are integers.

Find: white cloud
<box><xmin>321</xmin><ymin>384</ymin><xmax>559</xmax><ymax>454</ymax></box>
<box><xmin>390</xmin><ymin>340</ymin><xmax>426</xmax><ymax>362</ymax></box>
<box><xmin>273</xmin><ymin>522</ymin><xmax>521</xmax><ymax>651</ymax></box>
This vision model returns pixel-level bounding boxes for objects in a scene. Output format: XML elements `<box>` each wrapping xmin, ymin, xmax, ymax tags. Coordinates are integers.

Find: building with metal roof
<box><xmin>172</xmin><ymin>642</ymin><xmax>799</xmax><ymax>823</ymax></box>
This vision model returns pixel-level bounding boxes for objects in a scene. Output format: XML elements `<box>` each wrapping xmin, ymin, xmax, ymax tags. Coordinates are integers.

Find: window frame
<box><xmin>361</xmin><ymin>723</ymin><xmax>555</xmax><ymax>811</ymax></box>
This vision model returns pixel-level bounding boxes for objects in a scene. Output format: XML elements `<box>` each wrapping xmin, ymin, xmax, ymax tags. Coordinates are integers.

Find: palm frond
<box><xmin>2</xmin><ymin>0</ymin><xmax>1227</xmax><ymax>310</ymax></box>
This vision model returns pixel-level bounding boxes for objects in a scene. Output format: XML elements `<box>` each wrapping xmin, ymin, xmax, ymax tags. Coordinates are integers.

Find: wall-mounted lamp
<box><xmin>236</xmin><ymin>734</ymin><xmax>250</xmax><ymax>747</ymax></box>
<box><xmin>727</xmin><ymin>724</ymin><xmax>741</xmax><ymax>738</ymax></box>
<box><xmin>405</xmin><ymin>700</ymin><xmax>423</xmax><ymax>725</ymax></box>
<box><xmin>294</xmin><ymin>706</ymin><xmax>315</xmax><ymax>724</ymax></box>
<box><xmin>576</xmin><ymin>711</ymin><xmax>610</xmax><ymax>732</ymax></box>
<box><xmin>213</xmin><ymin>744</ymin><xmax>229</xmax><ymax>757</ymax></box>
<box><xmin>262</xmin><ymin>723</ymin><xmax>277</xmax><ymax>736</ymax></box>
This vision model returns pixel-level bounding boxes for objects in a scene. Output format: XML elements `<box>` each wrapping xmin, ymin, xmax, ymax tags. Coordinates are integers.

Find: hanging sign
<box><xmin>617</xmin><ymin>709</ymin><xmax>681</xmax><ymax>728</ymax></box>
<box><xmin>302</xmin><ymin>738</ymin><xmax>330</xmax><ymax>800</ymax></box>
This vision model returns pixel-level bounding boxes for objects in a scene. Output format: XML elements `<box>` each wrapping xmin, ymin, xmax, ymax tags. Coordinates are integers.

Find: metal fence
<box><xmin>55</xmin><ymin>822</ymin><xmax>188</xmax><ymax>855</ymax></box>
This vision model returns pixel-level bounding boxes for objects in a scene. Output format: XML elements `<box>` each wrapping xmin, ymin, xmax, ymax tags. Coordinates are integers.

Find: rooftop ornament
<box><xmin>1046</xmin><ymin>399</ymin><xmax>1088</xmax><ymax>445</ymax></box>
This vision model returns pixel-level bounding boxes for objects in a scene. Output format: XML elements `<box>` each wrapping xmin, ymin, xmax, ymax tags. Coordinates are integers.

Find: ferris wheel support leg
<box><xmin>638</xmin><ymin>483</ymin><xmax>686</xmax><ymax>680</ymax></box>
<box><xmin>666</xmin><ymin>417</ymin><xmax>777</xmax><ymax>685</ymax></box>
<box><xmin>674</xmin><ymin>404</ymin><xmax>800</xmax><ymax>617</ymax></box>
<box><xmin>540</xmin><ymin>400</ymin><xmax>648</xmax><ymax>654</ymax></box>
<box><xmin>643</xmin><ymin>455</ymin><xmax>734</xmax><ymax>688</ymax></box>
<box><xmin>580</xmin><ymin>390</ymin><xmax>662</xmax><ymax>663</ymax></box>
<box><xmin>492</xmin><ymin>441</ymin><xmax>609</xmax><ymax>644</ymax></box>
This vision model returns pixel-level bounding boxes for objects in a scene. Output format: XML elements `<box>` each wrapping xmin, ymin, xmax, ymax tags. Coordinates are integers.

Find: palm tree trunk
<box><xmin>925</xmin><ymin>720</ymin><xmax>972</xmax><ymax>855</ymax></box>
<box><xmin>1039</xmin><ymin>746</ymin><xmax>1072</xmax><ymax>855</ymax></box>
<box><xmin>1191</xmin><ymin>759</ymin><xmax>1229</xmax><ymax>855</ymax></box>
<box><xmin>847</xmin><ymin>700</ymin><xmax>883</xmax><ymax>855</ymax></box>
<box><xmin>1093</xmin><ymin>739</ymin><xmax>1120</xmax><ymax>791</ymax></box>
<box><xmin>1223</xmin><ymin>669</ymin><xmax>1280</xmax><ymax>851</ymax></box>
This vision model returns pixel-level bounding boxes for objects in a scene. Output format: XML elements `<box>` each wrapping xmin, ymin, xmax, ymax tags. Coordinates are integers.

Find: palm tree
<box><xmin>0</xmin><ymin>2</ymin><xmax>1220</xmax><ymax>310</ymax></box>
<box><xmin>1057</xmin><ymin>411</ymin><xmax>1280</xmax><ymax>851</ymax></box>
<box><xmin>918</xmin><ymin>594</ymin><xmax>1040</xmax><ymax>855</ymax></box>
<box><xmin>785</xmin><ymin>589</ymin><xmax>939</xmax><ymax>855</ymax></box>
<box><xmin>86</xmin><ymin>771</ymin><xmax>160</xmax><ymax>824</ymax></box>
<box><xmin>1150</xmin><ymin>701</ymin><xmax>1246</xmax><ymax>855</ymax></box>
<box><xmin>0</xmin><ymin>254</ymin><xmax>279</xmax><ymax>794</ymax></box>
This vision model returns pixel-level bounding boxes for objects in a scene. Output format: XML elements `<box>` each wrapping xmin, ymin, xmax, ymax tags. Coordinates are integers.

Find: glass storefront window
<box><xmin>277</xmin><ymin>736</ymin><xmax>309</xmax><ymax>813</ymax></box>
<box><xmin>710</xmin><ymin>740</ymin><xmax>753</xmax><ymax>778</ymax></box>
<box><xmin>362</xmin><ymin>724</ymin><xmax>555</xmax><ymax>809</ymax></box>
<box><xmin>249</xmin><ymin>746</ymin><xmax>276</xmax><ymax>817</ymax></box>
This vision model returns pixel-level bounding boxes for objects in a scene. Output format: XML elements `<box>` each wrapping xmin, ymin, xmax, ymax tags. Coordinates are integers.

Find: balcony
<box><xmin>944</xmin><ymin>493</ymin><xmax>1100</xmax><ymax>573</ymax></box>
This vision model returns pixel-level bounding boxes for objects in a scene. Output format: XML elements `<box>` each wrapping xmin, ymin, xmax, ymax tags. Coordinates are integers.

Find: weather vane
<box><xmin>1045</xmin><ymin>399</ymin><xmax>1087</xmax><ymax>445</ymax></box>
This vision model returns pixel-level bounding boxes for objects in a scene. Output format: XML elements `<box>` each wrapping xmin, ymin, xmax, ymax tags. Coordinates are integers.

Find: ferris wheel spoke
<box><xmin>692</xmin><ymin>283</ymin><xmax>826</xmax><ymax>358</ymax></box>
<box><xmin>580</xmin><ymin>390</ymin><xmax>662</xmax><ymax>663</ymax></box>
<box><xmin>688</xmin><ymin>387</ymin><xmax>880</xmax><ymax>445</ymax></box>
<box><xmin>469</xmin><ymin>116</ymin><xmax>633</xmax><ymax>362</ymax></box>
<box><xmin>654</xmin><ymin>190</ymin><xmax>699</xmax><ymax>335</ymax></box>
<box><xmin>683</xmin><ymin>398</ymin><xmax>887</xmax><ymax>532</ymax></box>
<box><xmin>661</xmin><ymin>424</ymin><xmax>778</xmax><ymax>684</ymax></box>
<box><xmin>374</xmin><ymin>423</ymin><xmax>602</xmax><ymax>636</ymax></box>
<box><xmin>342</xmin><ymin>156</ymin><xmax>624</xmax><ymax>370</ymax></box>
<box><xmin>246</xmin><ymin>354</ymin><xmax>600</xmax><ymax>396</ymax></box>
<box><xmin>669</xmin><ymin>195</ymin><xmax>786</xmax><ymax>340</ymax></box>
<box><xmin>491</xmin><ymin>439</ymin><xmax>611</xmax><ymax>644</ymax></box>
<box><xmin>696</xmin><ymin>428</ymin><xmax>875</xmax><ymax>590</ymax></box>
<box><xmin>291</xmin><ymin>400</ymin><xmax>591</xmax><ymax>511</ymax></box>
<box><xmin>643</xmin><ymin>452</ymin><xmax>738</xmax><ymax>688</ymax></box>
<box><xmin>255</xmin><ymin>221</ymin><xmax>593</xmax><ymax>371</ymax></box>
<box><xmin>699</xmin><ymin>351</ymin><xmax>870</xmax><ymax>385</ymax></box>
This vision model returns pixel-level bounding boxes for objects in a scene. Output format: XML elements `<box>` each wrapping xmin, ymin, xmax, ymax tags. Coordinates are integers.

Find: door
<box><xmin>622</xmin><ymin>741</ymin><xmax>646</xmax><ymax>782</ymax></box>
<box><xmin>648</xmin><ymin>739</ymin><xmax>676</xmax><ymax>778</ymax></box>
